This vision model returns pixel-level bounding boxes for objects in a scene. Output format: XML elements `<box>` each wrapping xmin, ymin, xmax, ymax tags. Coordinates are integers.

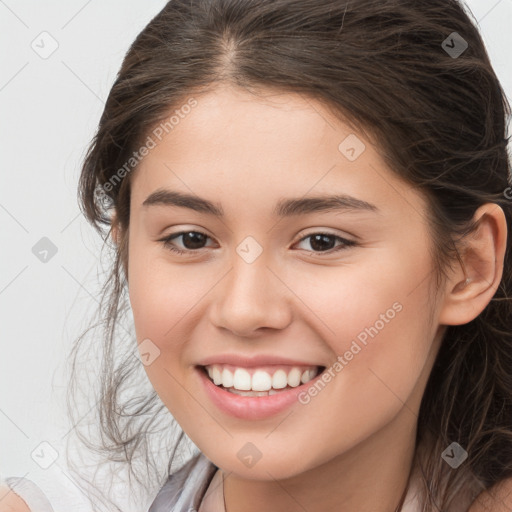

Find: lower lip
<box><xmin>196</xmin><ymin>366</ymin><xmax>323</xmax><ymax>420</ymax></box>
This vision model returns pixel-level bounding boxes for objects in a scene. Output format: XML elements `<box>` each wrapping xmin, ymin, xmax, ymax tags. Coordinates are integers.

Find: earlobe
<box><xmin>438</xmin><ymin>203</ymin><xmax>507</xmax><ymax>326</ymax></box>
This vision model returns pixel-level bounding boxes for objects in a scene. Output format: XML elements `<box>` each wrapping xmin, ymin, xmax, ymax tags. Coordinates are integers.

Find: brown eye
<box><xmin>158</xmin><ymin>231</ymin><xmax>357</xmax><ymax>256</ymax></box>
<box><xmin>294</xmin><ymin>233</ymin><xmax>356</xmax><ymax>254</ymax></box>
<box><xmin>159</xmin><ymin>231</ymin><xmax>212</xmax><ymax>254</ymax></box>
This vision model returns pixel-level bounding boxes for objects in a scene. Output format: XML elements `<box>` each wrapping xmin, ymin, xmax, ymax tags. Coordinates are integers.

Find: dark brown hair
<box><xmin>69</xmin><ymin>1</ymin><xmax>512</xmax><ymax>510</ymax></box>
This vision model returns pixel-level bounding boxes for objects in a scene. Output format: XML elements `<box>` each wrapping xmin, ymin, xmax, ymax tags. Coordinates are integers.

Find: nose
<box><xmin>209</xmin><ymin>254</ymin><xmax>293</xmax><ymax>338</ymax></box>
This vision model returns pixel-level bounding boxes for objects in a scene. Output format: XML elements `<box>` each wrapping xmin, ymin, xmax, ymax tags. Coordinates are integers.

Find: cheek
<box><xmin>127</xmin><ymin>246</ymin><xmax>222</xmax><ymax>419</ymax></box>
<box><xmin>128</xmin><ymin>243</ymin><xmax>208</xmax><ymax>343</ymax></box>
<box><xmin>287</xmin><ymin>252</ymin><xmax>432</xmax><ymax>353</ymax></box>
<box><xmin>127</xmin><ymin>252</ymin><xmax>199</xmax><ymax>425</ymax></box>
<box><xmin>285</xmin><ymin>251</ymin><xmax>436</xmax><ymax>412</ymax></box>
<box><xmin>263</xmin><ymin>286</ymin><xmax>435</xmax><ymax>476</ymax></box>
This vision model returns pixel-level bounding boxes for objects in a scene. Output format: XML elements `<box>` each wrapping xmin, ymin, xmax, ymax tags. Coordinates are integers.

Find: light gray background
<box><xmin>1</xmin><ymin>0</ymin><xmax>511</xmax><ymax>508</ymax></box>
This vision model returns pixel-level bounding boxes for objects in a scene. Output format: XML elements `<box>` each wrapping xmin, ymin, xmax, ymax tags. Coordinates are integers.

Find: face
<box><xmin>126</xmin><ymin>85</ymin><xmax>445</xmax><ymax>480</ymax></box>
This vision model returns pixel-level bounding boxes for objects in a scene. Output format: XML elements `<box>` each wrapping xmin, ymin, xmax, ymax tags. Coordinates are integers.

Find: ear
<box><xmin>438</xmin><ymin>203</ymin><xmax>507</xmax><ymax>326</ymax></box>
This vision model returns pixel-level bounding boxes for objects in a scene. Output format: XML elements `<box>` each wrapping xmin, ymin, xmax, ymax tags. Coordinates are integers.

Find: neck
<box><xmin>223</xmin><ymin>405</ymin><xmax>418</xmax><ymax>512</ymax></box>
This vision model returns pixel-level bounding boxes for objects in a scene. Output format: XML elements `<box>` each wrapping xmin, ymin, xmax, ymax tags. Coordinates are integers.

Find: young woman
<box><xmin>2</xmin><ymin>1</ymin><xmax>511</xmax><ymax>511</ymax></box>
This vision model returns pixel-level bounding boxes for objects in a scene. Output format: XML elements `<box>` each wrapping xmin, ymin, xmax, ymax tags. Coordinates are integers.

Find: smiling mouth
<box><xmin>199</xmin><ymin>364</ymin><xmax>327</xmax><ymax>396</ymax></box>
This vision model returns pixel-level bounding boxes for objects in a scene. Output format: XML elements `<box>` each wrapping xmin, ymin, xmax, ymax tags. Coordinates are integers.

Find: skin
<box><xmin>0</xmin><ymin>487</ymin><xmax>31</xmax><ymax>512</ymax></box>
<box><xmin>115</xmin><ymin>84</ymin><xmax>507</xmax><ymax>512</ymax></box>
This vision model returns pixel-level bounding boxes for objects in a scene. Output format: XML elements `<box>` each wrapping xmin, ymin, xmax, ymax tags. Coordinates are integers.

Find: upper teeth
<box><xmin>205</xmin><ymin>365</ymin><xmax>320</xmax><ymax>391</ymax></box>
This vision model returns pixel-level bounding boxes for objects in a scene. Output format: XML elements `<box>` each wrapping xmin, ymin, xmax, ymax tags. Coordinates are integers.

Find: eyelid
<box><xmin>158</xmin><ymin>229</ymin><xmax>215</xmax><ymax>254</ymax></box>
<box><xmin>293</xmin><ymin>228</ymin><xmax>355</xmax><ymax>244</ymax></box>
<box><xmin>292</xmin><ymin>231</ymin><xmax>357</xmax><ymax>254</ymax></box>
<box><xmin>158</xmin><ymin>228</ymin><xmax>357</xmax><ymax>256</ymax></box>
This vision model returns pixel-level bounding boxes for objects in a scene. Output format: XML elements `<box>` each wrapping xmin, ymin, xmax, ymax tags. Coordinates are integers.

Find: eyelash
<box><xmin>158</xmin><ymin>230</ymin><xmax>357</xmax><ymax>256</ymax></box>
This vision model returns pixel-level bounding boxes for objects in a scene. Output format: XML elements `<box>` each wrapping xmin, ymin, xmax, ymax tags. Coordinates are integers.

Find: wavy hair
<box><xmin>68</xmin><ymin>1</ymin><xmax>512</xmax><ymax>510</ymax></box>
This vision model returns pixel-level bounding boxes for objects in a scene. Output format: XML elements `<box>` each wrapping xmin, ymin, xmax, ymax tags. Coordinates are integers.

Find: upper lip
<box><xmin>196</xmin><ymin>354</ymin><xmax>324</xmax><ymax>368</ymax></box>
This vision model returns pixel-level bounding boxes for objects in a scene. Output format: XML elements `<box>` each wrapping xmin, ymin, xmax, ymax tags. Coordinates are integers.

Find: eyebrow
<box><xmin>142</xmin><ymin>188</ymin><xmax>379</xmax><ymax>217</ymax></box>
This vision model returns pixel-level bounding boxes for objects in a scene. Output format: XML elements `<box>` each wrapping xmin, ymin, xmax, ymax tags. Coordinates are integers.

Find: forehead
<box><xmin>138</xmin><ymin>86</ymin><xmax>344</xmax><ymax>172</ymax></box>
<box><xmin>129</xmin><ymin>85</ymin><xmax>427</xmax><ymax>223</ymax></box>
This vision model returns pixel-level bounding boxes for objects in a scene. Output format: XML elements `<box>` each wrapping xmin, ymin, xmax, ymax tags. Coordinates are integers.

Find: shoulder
<box><xmin>0</xmin><ymin>485</ymin><xmax>31</xmax><ymax>512</ymax></box>
<box><xmin>0</xmin><ymin>477</ymin><xmax>53</xmax><ymax>512</ymax></box>
<box><xmin>468</xmin><ymin>477</ymin><xmax>512</xmax><ymax>512</ymax></box>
